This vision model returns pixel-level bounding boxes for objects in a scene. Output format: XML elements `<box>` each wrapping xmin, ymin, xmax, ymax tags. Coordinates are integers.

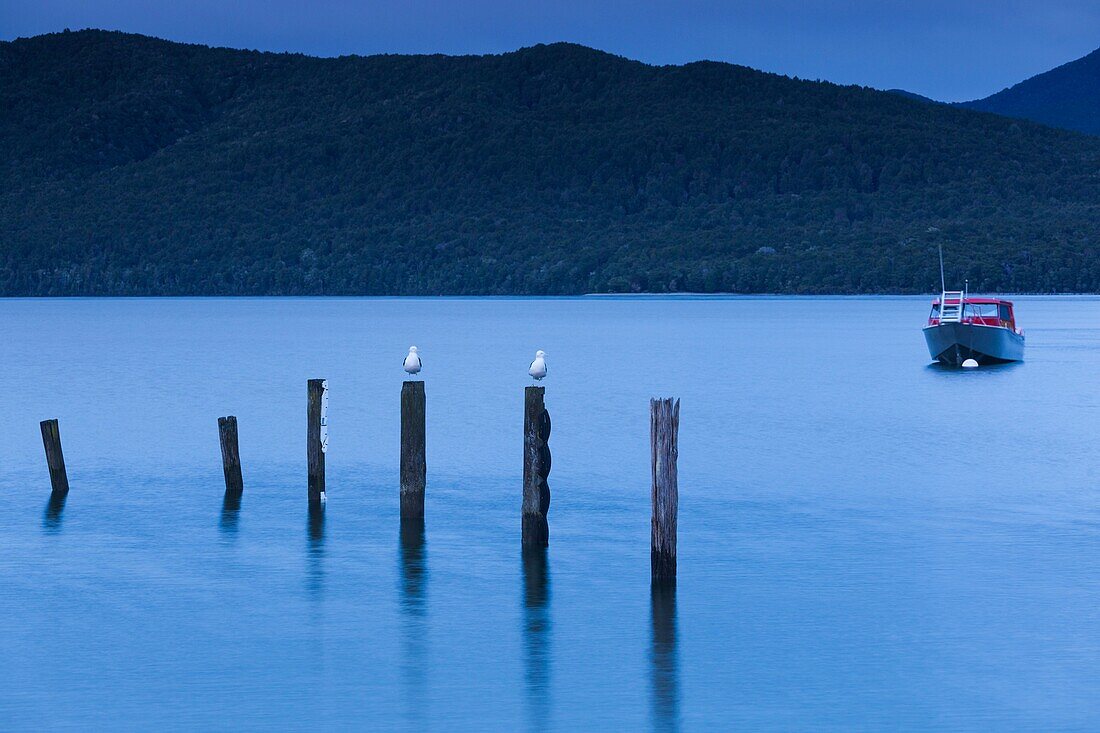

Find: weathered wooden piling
<box><xmin>307</xmin><ymin>379</ymin><xmax>328</xmax><ymax>506</ymax></box>
<box><xmin>651</xmin><ymin>398</ymin><xmax>679</xmax><ymax>582</ymax></box>
<box><xmin>39</xmin><ymin>419</ymin><xmax>70</xmax><ymax>495</ymax></box>
<box><xmin>400</xmin><ymin>381</ymin><xmax>426</xmax><ymax>518</ymax></box>
<box><xmin>522</xmin><ymin>386</ymin><xmax>551</xmax><ymax>548</ymax></box>
<box><xmin>218</xmin><ymin>415</ymin><xmax>244</xmax><ymax>495</ymax></box>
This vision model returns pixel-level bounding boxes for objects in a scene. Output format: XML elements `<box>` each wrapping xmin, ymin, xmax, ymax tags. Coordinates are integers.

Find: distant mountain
<box><xmin>960</xmin><ymin>48</ymin><xmax>1100</xmax><ymax>136</ymax></box>
<box><xmin>2</xmin><ymin>30</ymin><xmax>1100</xmax><ymax>295</ymax></box>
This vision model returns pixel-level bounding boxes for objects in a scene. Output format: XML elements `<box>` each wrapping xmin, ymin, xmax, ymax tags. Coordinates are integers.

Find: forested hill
<box><xmin>960</xmin><ymin>47</ymin><xmax>1100</xmax><ymax>137</ymax></box>
<box><xmin>2</xmin><ymin>30</ymin><xmax>1100</xmax><ymax>295</ymax></box>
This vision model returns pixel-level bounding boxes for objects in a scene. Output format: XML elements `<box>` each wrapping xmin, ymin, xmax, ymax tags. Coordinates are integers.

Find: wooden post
<box><xmin>400</xmin><ymin>381</ymin><xmax>426</xmax><ymax>518</ymax></box>
<box><xmin>522</xmin><ymin>386</ymin><xmax>551</xmax><ymax>548</ymax></box>
<box><xmin>307</xmin><ymin>379</ymin><xmax>327</xmax><ymax>506</ymax></box>
<box><xmin>218</xmin><ymin>415</ymin><xmax>244</xmax><ymax>495</ymax></box>
<box><xmin>651</xmin><ymin>398</ymin><xmax>679</xmax><ymax>583</ymax></box>
<box><xmin>40</xmin><ymin>419</ymin><xmax>69</xmax><ymax>494</ymax></box>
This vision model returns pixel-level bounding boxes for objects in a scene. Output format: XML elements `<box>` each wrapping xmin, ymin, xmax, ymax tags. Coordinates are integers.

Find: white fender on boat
<box><xmin>962</xmin><ymin>358</ymin><xmax>979</xmax><ymax>368</ymax></box>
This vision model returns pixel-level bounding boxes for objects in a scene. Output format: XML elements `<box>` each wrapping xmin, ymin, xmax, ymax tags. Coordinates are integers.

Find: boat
<box><xmin>923</xmin><ymin>290</ymin><xmax>1024</xmax><ymax>365</ymax></box>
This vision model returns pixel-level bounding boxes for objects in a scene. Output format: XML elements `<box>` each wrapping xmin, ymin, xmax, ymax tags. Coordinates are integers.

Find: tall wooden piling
<box><xmin>218</xmin><ymin>415</ymin><xmax>244</xmax><ymax>495</ymax></box>
<box><xmin>523</xmin><ymin>386</ymin><xmax>551</xmax><ymax>548</ymax></box>
<box><xmin>651</xmin><ymin>398</ymin><xmax>679</xmax><ymax>583</ymax></box>
<box><xmin>40</xmin><ymin>419</ymin><xmax>70</xmax><ymax>495</ymax></box>
<box><xmin>307</xmin><ymin>379</ymin><xmax>327</xmax><ymax>506</ymax></box>
<box><xmin>400</xmin><ymin>381</ymin><xmax>427</xmax><ymax>518</ymax></box>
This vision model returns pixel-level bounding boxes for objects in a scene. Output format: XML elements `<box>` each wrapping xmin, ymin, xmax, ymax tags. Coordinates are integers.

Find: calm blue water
<box><xmin>0</xmin><ymin>296</ymin><xmax>1098</xmax><ymax>731</ymax></box>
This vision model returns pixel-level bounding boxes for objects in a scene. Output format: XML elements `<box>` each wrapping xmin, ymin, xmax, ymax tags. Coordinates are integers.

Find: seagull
<box><xmin>403</xmin><ymin>346</ymin><xmax>422</xmax><ymax>375</ymax></box>
<box><xmin>528</xmin><ymin>350</ymin><xmax>548</xmax><ymax>381</ymax></box>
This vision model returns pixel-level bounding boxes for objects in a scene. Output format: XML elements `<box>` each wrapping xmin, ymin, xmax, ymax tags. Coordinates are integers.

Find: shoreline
<box><xmin>2</xmin><ymin>292</ymin><xmax>1099</xmax><ymax>301</ymax></box>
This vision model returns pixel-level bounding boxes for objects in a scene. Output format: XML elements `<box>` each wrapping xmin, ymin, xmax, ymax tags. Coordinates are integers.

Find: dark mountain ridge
<box><xmin>886</xmin><ymin>89</ymin><xmax>938</xmax><ymax>104</ymax></box>
<box><xmin>960</xmin><ymin>47</ymin><xmax>1100</xmax><ymax>137</ymax></box>
<box><xmin>2</xmin><ymin>29</ymin><xmax>1099</xmax><ymax>295</ymax></box>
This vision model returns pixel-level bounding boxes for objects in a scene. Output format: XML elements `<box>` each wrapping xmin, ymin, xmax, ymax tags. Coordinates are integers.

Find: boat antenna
<box><xmin>938</xmin><ymin>243</ymin><xmax>946</xmax><ymax>293</ymax></box>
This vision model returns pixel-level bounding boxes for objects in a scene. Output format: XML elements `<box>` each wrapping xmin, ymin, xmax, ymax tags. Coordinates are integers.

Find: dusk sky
<box><xmin>3</xmin><ymin>0</ymin><xmax>1098</xmax><ymax>101</ymax></box>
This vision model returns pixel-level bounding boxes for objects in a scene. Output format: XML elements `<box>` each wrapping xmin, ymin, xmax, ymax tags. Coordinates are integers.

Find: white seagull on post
<box><xmin>528</xmin><ymin>350</ymin><xmax>548</xmax><ymax>381</ymax></box>
<box><xmin>403</xmin><ymin>346</ymin><xmax>422</xmax><ymax>376</ymax></box>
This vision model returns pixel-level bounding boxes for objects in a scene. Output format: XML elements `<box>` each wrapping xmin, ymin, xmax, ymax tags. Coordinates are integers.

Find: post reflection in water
<box><xmin>42</xmin><ymin>491</ymin><xmax>67</xmax><ymax>533</ymax></box>
<box><xmin>398</xmin><ymin>518</ymin><xmax>428</xmax><ymax>726</ymax></box>
<box><xmin>649</xmin><ymin>581</ymin><xmax>680</xmax><ymax>732</ymax></box>
<box><xmin>521</xmin><ymin>547</ymin><xmax>551</xmax><ymax>729</ymax></box>
<box><xmin>399</xmin><ymin>518</ymin><xmax>427</xmax><ymax>614</ymax></box>
<box><xmin>306</xmin><ymin>505</ymin><xmax>325</xmax><ymax>597</ymax></box>
<box><xmin>219</xmin><ymin>492</ymin><xmax>241</xmax><ymax>536</ymax></box>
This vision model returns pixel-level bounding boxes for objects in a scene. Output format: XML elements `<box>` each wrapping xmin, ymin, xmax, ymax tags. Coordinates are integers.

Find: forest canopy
<box><xmin>2</xmin><ymin>30</ymin><xmax>1099</xmax><ymax>295</ymax></box>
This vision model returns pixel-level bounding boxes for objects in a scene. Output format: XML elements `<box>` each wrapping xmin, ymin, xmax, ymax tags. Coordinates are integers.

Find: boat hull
<box><xmin>923</xmin><ymin>323</ymin><xmax>1024</xmax><ymax>365</ymax></box>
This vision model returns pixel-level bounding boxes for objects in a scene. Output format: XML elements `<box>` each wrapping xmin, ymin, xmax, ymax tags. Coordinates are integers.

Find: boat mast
<box><xmin>938</xmin><ymin>243</ymin><xmax>946</xmax><ymax>293</ymax></box>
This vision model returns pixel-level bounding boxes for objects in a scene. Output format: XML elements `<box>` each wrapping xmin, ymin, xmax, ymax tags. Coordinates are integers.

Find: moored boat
<box><xmin>923</xmin><ymin>291</ymin><xmax>1024</xmax><ymax>365</ymax></box>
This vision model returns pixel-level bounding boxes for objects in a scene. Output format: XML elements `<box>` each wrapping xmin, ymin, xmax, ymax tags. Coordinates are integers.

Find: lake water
<box><xmin>0</xmin><ymin>296</ymin><xmax>1098</xmax><ymax>731</ymax></box>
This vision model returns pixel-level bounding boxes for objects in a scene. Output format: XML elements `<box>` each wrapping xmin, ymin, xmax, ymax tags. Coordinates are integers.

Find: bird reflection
<box><xmin>219</xmin><ymin>491</ymin><xmax>242</xmax><ymax>536</ymax></box>
<box><xmin>522</xmin><ymin>547</ymin><xmax>552</xmax><ymax>730</ymax></box>
<box><xmin>42</xmin><ymin>490</ymin><xmax>67</xmax><ymax>533</ymax></box>
<box><xmin>306</xmin><ymin>505</ymin><xmax>325</xmax><ymax>597</ymax></box>
<box><xmin>650</xmin><ymin>581</ymin><xmax>680</xmax><ymax>732</ymax></box>
<box><xmin>399</xmin><ymin>518</ymin><xmax>428</xmax><ymax>727</ymax></box>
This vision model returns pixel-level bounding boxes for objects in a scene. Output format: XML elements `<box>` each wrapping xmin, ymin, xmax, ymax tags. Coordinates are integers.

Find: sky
<box><xmin>2</xmin><ymin>0</ymin><xmax>1098</xmax><ymax>101</ymax></box>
